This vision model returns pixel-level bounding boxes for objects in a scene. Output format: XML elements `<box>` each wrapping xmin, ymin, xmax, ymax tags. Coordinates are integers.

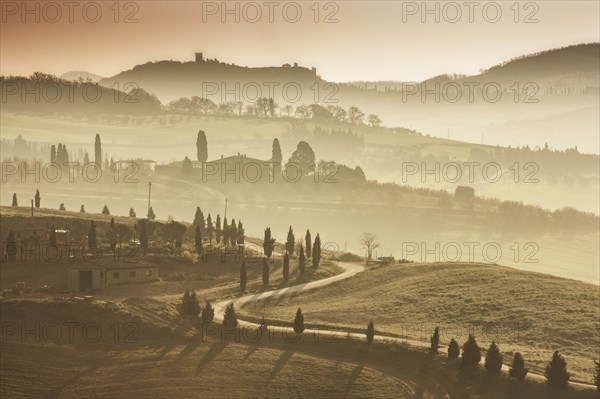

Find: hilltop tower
<box><xmin>195</xmin><ymin>52</ymin><xmax>204</xmax><ymax>63</ymax></box>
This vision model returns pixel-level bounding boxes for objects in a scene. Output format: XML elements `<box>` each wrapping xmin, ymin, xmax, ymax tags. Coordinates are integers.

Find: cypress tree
<box><xmin>147</xmin><ymin>206</ymin><xmax>156</xmax><ymax>220</ymax></box>
<box><xmin>80</xmin><ymin>204</ymin><xmax>86</xmax><ymax>213</ymax></box>
<box><xmin>484</xmin><ymin>341</ymin><xmax>503</xmax><ymax>373</ymax></box>
<box><xmin>240</xmin><ymin>261</ymin><xmax>247</xmax><ymax>293</ymax></box>
<box><xmin>271</xmin><ymin>138</ymin><xmax>282</xmax><ymax>164</ymax></box>
<box><xmin>201</xmin><ymin>301</ymin><xmax>214</xmax><ymax>323</ymax></box>
<box><xmin>305</xmin><ymin>229</ymin><xmax>312</xmax><ymax>258</ymax></box>
<box><xmin>88</xmin><ymin>221</ymin><xmax>97</xmax><ymax>250</ymax></box>
<box><xmin>109</xmin><ymin>217</ymin><xmax>116</xmax><ymax>251</ymax></box>
<box><xmin>545</xmin><ymin>351</ymin><xmax>570</xmax><ymax>389</ymax></box>
<box><xmin>138</xmin><ymin>219</ymin><xmax>148</xmax><ymax>255</ymax></box>
<box><xmin>50</xmin><ymin>144</ymin><xmax>56</xmax><ymax>163</ymax></box>
<box><xmin>102</xmin><ymin>204</ymin><xmax>110</xmax><ymax>215</ymax></box>
<box><xmin>298</xmin><ymin>245</ymin><xmax>306</xmax><ymax>274</ymax></box>
<box><xmin>312</xmin><ymin>233</ymin><xmax>321</xmax><ymax>269</ymax></box>
<box><xmin>129</xmin><ymin>208</ymin><xmax>136</xmax><ymax>218</ymax></box>
<box><xmin>193</xmin><ymin>207</ymin><xmax>205</xmax><ymax>234</ymax></box>
<box><xmin>195</xmin><ymin>224</ymin><xmax>202</xmax><ymax>256</ymax></box>
<box><xmin>34</xmin><ymin>189</ymin><xmax>41</xmax><ymax>208</ymax></box>
<box><xmin>282</xmin><ymin>252</ymin><xmax>290</xmax><ymax>282</ymax></box>
<box><xmin>222</xmin><ymin>303</ymin><xmax>238</xmax><ymax>332</ymax></box>
<box><xmin>237</xmin><ymin>220</ymin><xmax>244</xmax><ymax>245</ymax></box>
<box><xmin>461</xmin><ymin>334</ymin><xmax>481</xmax><ymax>368</ymax></box>
<box><xmin>49</xmin><ymin>226</ymin><xmax>56</xmax><ymax>245</ymax></box>
<box><xmin>230</xmin><ymin>219</ymin><xmax>237</xmax><ymax>245</ymax></box>
<box><xmin>448</xmin><ymin>338</ymin><xmax>460</xmax><ymax>361</ymax></box>
<box><xmin>11</xmin><ymin>193</ymin><xmax>17</xmax><ymax>206</ymax></box>
<box><xmin>222</xmin><ymin>216</ymin><xmax>229</xmax><ymax>245</ymax></box>
<box><xmin>293</xmin><ymin>308</ymin><xmax>304</xmax><ymax>334</ymax></box>
<box><xmin>509</xmin><ymin>352</ymin><xmax>528</xmax><ymax>381</ymax></box>
<box><xmin>366</xmin><ymin>320</ymin><xmax>375</xmax><ymax>344</ymax></box>
<box><xmin>263</xmin><ymin>227</ymin><xmax>274</xmax><ymax>259</ymax></box>
<box><xmin>196</xmin><ymin>130</ymin><xmax>208</xmax><ymax>162</ymax></box>
<box><xmin>262</xmin><ymin>258</ymin><xmax>269</xmax><ymax>289</ymax></box>
<box><xmin>206</xmin><ymin>214</ymin><xmax>213</xmax><ymax>244</ymax></box>
<box><xmin>94</xmin><ymin>134</ymin><xmax>102</xmax><ymax>167</ymax></box>
<box><xmin>430</xmin><ymin>326</ymin><xmax>440</xmax><ymax>353</ymax></box>
<box><xmin>286</xmin><ymin>226</ymin><xmax>295</xmax><ymax>256</ymax></box>
<box><xmin>215</xmin><ymin>214</ymin><xmax>221</xmax><ymax>244</ymax></box>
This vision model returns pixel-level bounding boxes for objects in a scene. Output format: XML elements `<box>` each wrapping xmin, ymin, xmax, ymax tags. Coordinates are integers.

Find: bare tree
<box><xmin>360</xmin><ymin>232</ymin><xmax>380</xmax><ymax>261</ymax></box>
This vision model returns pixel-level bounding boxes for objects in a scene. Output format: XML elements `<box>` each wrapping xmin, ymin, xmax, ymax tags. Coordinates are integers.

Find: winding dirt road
<box><xmin>213</xmin><ymin>261</ymin><xmax>597</xmax><ymax>392</ymax></box>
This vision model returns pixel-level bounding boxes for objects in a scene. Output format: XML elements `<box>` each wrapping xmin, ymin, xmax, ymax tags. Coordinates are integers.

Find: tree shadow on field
<box><xmin>343</xmin><ymin>363</ymin><xmax>364</xmax><ymax>398</ymax></box>
<box><xmin>178</xmin><ymin>336</ymin><xmax>202</xmax><ymax>359</ymax></box>
<box><xmin>196</xmin><ymin>341</ymin><xmax>227</xmax><ymax>374</ymax></box>
<box><xmin>268</xmin><ymin>351</ymin><xmax>293</xmax><ymax>382</ymax></box>
<box><xmin>157</xmin><ymin>322</ymin><xmax>189</xmax><ymax>359</ymax></box>
<box><xmin>243</xmin><ymin>346</ymin><xmax>258</xmax><ymax>360</ymax></box>
<box><xmin>46</xmin><ymin>355</ymin><xmax>111</xmax><ymax>399</ymax></box>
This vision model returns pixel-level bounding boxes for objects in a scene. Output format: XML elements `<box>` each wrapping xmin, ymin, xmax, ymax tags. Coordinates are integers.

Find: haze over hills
<box><xmin>60</xmin><ymin>71</ymin><xmax>104</xmax><ymax>82</ymax></box>
<box><xmin>99</xmin><ymin>44</ymin><xmax>599</xmax><ymax>97</ymax></box>
<box><xmin>95</xmin><ymin>43</ymin><xmax>599</xmax><ymax>152</ymax></box>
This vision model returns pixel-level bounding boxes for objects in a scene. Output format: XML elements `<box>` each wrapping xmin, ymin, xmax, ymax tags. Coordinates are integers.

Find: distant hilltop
<box><xmin>194</xmin><ymin>51</ymin><xmax>317</xmax><ymax>76</ymax></box>
<box><xmin>60</xmin><ymin>71</ymin><xmax>104</xmax><ymax>83</ymax></box>
<box><xmin>99</xmin><ymin>51</ymin><xmax>324</xmax><ymax>103</ymax></box>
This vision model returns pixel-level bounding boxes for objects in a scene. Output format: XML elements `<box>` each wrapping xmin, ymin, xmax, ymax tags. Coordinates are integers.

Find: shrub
<box><xmin>201</xmin><ymin>301</ymin><xmax>214</xmax><ymax>323</ymax></box>
<box><xmin>179</xmin><ymin>289</ymin><xmax>200</xmax><ymax>317</ymax></box>
<box><xmin>545</xmin><ymin>351</ymin><xmax>570</xmax><ymax>389</ymax></box>
<box><xmin>448</xmin><ymin>339</ymin><xmax>460</xmax><ymax>361</ymax></box>
<box><xmin>484</xmin><ymin>341</ymin><xmax>503</xmax><ymax>373</ymax></box>
<box><xmin>509</xmin><ymin>352</ymin><xmax>528</xmax><ymax>381</ymax></box>
<box><xmin>461</xmin><ymin>334</ymin><xmax>481</xmax><ymax>368</ymax></box>
<box><xmin>430</xmin><ymin>326</ymin><xmax>440</xmax><ymax>353</ymax></box>
<box><xmin>222</xmin><ymin>303</ymin><xmax>238</xmax><ymax>331</ymax></box>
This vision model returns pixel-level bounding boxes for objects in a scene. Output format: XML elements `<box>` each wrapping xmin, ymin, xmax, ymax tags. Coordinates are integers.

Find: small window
<box><xmin>130</xmin><ymin>271</ymin><xmax>136</xmax><ymax>278</ymax></box>
<box><xmin>145</xmin><ymin>270</ymin><xmax>152</xmax><ymax>277</ymax></box>
<box><xmin>113</xmin><ymin>272</ymin><xmax>120</xmax><ymax>279</ymax></box>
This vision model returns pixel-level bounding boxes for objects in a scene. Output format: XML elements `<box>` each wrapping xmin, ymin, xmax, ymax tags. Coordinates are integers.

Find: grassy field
<box><xmin>0</xmin><ymin>340</ymin><xmax>412</xmax><ymax>399</ymax></box>
<box><xmin>2</xmin><ymin>297</ymin><xmax>597</xmax><ymax>399</ymax></box>
<box><xmin>240</xmin><ymin>262</ymin><xmax>600</xmax><ymax>384</ymax></box>
<box><xmin>0</xmin><ymin>297</ymin><xmax>410</xmax><ymax>399</ymax></box>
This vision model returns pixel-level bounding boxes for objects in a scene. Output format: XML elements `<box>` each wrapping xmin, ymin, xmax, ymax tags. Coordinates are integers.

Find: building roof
<box><xmin>12</xmin><ymin>222</ymin><xmax>50</xmax><ymax>232</ymax></box>
<box><xmin>67</xmin><ymin>257</ymin><xmax>159</xmax><ymax>270</ymax></box>
<box><xmin>208</xmin><ymin>154</ymin><xmax>267</xmax><ymax>164</ymax></box>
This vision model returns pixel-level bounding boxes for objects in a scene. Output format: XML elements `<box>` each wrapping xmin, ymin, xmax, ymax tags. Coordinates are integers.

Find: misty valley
<box><xmin>1</xmin><ymin>3</ymin><xmax>599</xmax><ymax>399</ymax></box>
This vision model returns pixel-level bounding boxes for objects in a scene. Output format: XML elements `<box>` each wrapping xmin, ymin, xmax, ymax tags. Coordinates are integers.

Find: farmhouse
<box><xmin>205</xmin><ymin>154</ymin><xmax>271</xmax><ymax>183</ymax></box>
<box><xmin>67</xmin><ymin>260</ymin><xmax>159</xmax><ymax>292</ymax></box>
<box><xmin>12</xmin><ymin>222</ymin><xmax>50</xmax><ymax>243</ymax></box>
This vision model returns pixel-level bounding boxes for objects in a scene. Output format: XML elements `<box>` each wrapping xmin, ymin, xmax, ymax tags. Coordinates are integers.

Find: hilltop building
<box><xmin>194</xmin><ymin>52</ymin><xmax>317</xmax><ymax>75</ymax></box>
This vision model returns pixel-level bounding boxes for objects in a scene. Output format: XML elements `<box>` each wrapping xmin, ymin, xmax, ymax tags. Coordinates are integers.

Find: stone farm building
<box><xmin>156</xmin><ymin>153</ymin><xmax>272</xmax><ymax>183</ymax></box>
<box><xmin>67</xmin><ymin>259</ymin><xmax>159</xmax><ymax>292</ymax></box>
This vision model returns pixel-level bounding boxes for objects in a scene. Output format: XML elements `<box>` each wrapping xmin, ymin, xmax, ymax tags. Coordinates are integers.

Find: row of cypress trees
<box><xmin>421</xmin><ymin>325</ymin><xmax>575</xmax><ymax>388</ymax></box>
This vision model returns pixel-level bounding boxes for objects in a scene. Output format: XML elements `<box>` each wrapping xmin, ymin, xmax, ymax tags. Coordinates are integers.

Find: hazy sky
<box><xmin>1</xmin><ymin>1</ymin><xmax>598</xmax><ymax>82</ymax></box>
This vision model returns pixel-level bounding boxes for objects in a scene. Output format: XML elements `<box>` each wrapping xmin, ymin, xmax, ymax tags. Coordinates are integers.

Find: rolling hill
<box><xmin>239</xmin><ymin>262</ymin><xmax>600</xmax><ymax>384</ymax></box>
